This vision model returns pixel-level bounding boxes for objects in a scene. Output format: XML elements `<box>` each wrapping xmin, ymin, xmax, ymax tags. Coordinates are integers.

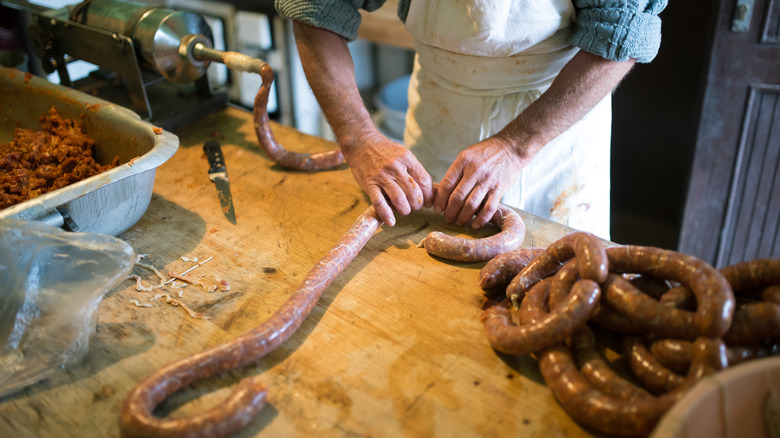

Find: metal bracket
<box><xmin>731</xmin><ymin>0</ymin><xmax>754</xmax><ymax>33</ymax></box>
<box><xmin>28</xmin><ymin>11</ymin><xmax>153</xmax><ymax>119</ymax></box>
<box><xmin>56</xmin><ymin>205</ymin><xmax>80</xmax><ymax>232</ymax></box>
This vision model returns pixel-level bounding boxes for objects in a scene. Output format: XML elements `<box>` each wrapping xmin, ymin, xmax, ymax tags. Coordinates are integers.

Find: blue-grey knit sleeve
<box><xmin>570</xmin><ymin>0</ymin><xmax>668</xmax><ymax>63</ymax></box>
<box><xmin>275</xmin><ymin>0</ymin><xmax>387</xmax><ymax>41</ymax></box>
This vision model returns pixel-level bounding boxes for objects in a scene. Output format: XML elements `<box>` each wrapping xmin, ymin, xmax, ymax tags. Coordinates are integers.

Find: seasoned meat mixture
<box><xmin>0</xmin><ymin>107</ymin><xmax>119</xmax><ymax>209</ymax></box>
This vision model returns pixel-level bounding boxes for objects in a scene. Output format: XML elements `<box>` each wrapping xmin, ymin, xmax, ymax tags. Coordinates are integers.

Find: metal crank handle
<box><xmin>180</xmin><ymin>34</ymin><xmax>267</xmax><ymax>75</ymax></box>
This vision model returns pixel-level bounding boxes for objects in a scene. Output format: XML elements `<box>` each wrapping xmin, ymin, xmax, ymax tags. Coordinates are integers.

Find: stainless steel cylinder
<box><xmin>81</xmin><ymin>0</ymin><xmax>213</xmax><ymax>82</ymax></box>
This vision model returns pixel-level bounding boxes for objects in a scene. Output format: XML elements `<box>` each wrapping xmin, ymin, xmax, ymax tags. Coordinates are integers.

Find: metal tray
<box><xmin>0</xmin><ymin>67</ymin><xmax>178</xmax><ymax>235</ymax></box>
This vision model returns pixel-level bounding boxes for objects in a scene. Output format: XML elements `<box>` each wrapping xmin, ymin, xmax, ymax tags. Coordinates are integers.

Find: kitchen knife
<box><xmin>203</xmin><ymin>140</ymin><xmax>237</xmax><ymax>225</ymax></box>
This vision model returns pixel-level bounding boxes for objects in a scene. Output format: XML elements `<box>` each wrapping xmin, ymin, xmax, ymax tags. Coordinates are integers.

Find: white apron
<box><xmin>402</xmin><ymin>0</ymin><xmax>612</xmax><ymax>239</ymax></box>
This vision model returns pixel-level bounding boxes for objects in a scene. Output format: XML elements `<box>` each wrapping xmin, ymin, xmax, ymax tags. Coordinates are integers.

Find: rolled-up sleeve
<box><xmin>570</xmin><ymin>0</ymin><xmax>668</xmax><ymax>63</ymax></box>
<box><xmin>275</xmin><ymin>0</ymin><xmax>386</xmax><ymax>41</ymax></box>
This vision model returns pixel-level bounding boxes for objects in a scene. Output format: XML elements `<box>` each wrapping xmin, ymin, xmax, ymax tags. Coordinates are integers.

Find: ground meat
<box><xmin>0</xmin><ymin>107</ymin><xmax>118</xmax><ymax>209</ymax></box>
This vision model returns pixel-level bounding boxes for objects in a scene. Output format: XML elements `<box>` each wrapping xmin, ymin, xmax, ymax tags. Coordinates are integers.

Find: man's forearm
<box><xmin>292</xmin><ymin>22</ymin><xmax>378</xmax><ymax>154</ymax></box>
<box><xmin>496</xmin><ymin>50</ymin><xmax>637</xmax><ymax>164</ymax></box>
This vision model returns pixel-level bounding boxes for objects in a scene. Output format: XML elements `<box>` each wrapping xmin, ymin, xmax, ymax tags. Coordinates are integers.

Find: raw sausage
<box><xmin>547</xmin><ymin>260</ymin><xmax>579</xmax><ymax>310</ymax></box>
<box><xmin>478</xmin><ymin>247</ymin><xmax>544</xmax><ymax>289</ymax></box>
<box><xmin>659</xmin><ymin>286</ymin><xmax>696</xmax><ymax>310</ymax></box>
<box><xmin>605</xmin><ymin>246</ymin><xmax>735</xmax><ymax>338</ymax></box>
<box><xmin>719</xmin><ymin>259</ymin><xmax>780</xmax><ymax>293</ymax></box>
<box><xmin>546</xmin><ymin>260</ymin><xmax>641</xmax><ymax>334</ymax></box>
<box><xmin>538</xmin><ymin>336</ymin><xmax>726</xmax><ymax>437</ymax></box>
<box><xmin>506</xmin><ymin>231</ymin><xmax>607</xmax><ymax>300</ymax></box>
<box><xmin>570</xmin><ymin>327</ymin><xmax>653</xmax><ymax>401</ymax></box>
<box><xmin>625</xmin><ymin>274</ymin><xmax>671</xmax><ymax>300</ymax></box>
<box><xmin>254</xmin><ymin>64</ymin><xmax>344</xmax><ymax>171</ymax></box>
<box><xmin>481</xmin><ymin>278</ymin><xmax>600</xmax><ymax>356</ymax></box>
<box><xmin>763</xmin><ymin>285</ymin><xmax>780</xmax><ymax>304</ymax></box>
<box><xmin>120</xmin><ymin>207</ymin><xmax>381</xmax><ymax>438</ymax></box>
<box><xmin>601</xmin><ymin>274</ymin><xmax>698</xmax><ymax>340</ymax></box>
<box><xmin>423</xmin><ymin>204</ymin><xmax>526</xmax><ymax>262</ymax></box>
<box><xmin>650</xmin><ymin>338</ymin><xmax>776</xmax><ymax>371</ymax></box>
<box><xmin>722</xmin><ymin>302</ymin><xmax>780</xmax><ymax>345</ymax></box>
<box><xmin>622</xmin><ymin>336</ymin><xmax>684</xmax><ymax>395</ymax></box>
<box><xmin>649</xmin><ymin>339</ymin><xmax>692</xmax><ymax>375</ymax></box>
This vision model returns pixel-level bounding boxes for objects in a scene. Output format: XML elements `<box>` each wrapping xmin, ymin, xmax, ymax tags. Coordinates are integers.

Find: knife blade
<box><xmin>203</xmin><ymin>140</ymin><xmax>237</xmax><ymax>225</ymax></box>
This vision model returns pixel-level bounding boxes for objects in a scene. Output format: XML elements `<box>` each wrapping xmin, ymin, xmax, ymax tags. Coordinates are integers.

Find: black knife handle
<box><xmin>203</xmin><ymin>140</ymin><xmax>226</xmax><ymax>173</ymax></box>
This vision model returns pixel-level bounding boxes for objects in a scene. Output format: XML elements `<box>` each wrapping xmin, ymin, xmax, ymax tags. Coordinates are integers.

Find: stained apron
<box><xmin>402</xmin><ymin>0</ymin><xmax>612</xmax><ymax>239</ymax></box>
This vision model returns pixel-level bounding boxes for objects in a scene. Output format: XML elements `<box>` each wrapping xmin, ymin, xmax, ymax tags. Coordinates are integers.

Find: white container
<box><xmin>375</xmin><ymin>74</ymin><xmax>410</xmax><ymax>142</ymax></box>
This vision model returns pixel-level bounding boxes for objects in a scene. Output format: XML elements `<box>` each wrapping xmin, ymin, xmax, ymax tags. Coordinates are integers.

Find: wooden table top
<box><xmin>0</xmin><ymin>106</ymin><xmax>604</xmax><ymax>437</ymax></box>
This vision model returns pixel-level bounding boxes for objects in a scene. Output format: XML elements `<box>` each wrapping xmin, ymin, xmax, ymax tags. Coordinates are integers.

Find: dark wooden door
<box><xmin>679</xmin><ymin>0</ymin><xmax>780</xmax><ymax>267</ymax></box>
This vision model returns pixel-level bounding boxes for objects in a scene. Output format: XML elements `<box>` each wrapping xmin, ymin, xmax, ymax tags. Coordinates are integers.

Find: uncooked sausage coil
<box><xmin>120</xmin><ymin>207</ymin><xmax>381</xmax><ymax>437</ymax></box>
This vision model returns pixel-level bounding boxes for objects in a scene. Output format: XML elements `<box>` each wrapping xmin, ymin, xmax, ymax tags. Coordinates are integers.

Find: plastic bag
<box><xmin>0</xmin><ymin>218</ymin><xmax>135</xmax><ymax>397</ymax></box>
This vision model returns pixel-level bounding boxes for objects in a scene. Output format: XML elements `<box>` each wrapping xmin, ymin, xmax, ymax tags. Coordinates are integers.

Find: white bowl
<box><xmin>653</xmin><ymin>356</ymin><xmax>780</xmax><ymax>438</ymax></box>
<box><xmin>375</xmin><ymin>75</ymin><xmax>410</xmax><ymax>140</ymax></box>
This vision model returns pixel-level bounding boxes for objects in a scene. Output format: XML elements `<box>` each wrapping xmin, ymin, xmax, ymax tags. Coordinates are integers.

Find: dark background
<box><xmin>610</xmin><ymin>0</ymin><xmax>714</xmax><ymax>249</ymax></box>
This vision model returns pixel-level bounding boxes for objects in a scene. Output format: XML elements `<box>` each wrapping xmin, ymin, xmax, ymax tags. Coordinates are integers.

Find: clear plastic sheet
<box><xmin>0</xmin><ymin>219</ymin><xmax>135</xmax><ymax>398</ymax></box>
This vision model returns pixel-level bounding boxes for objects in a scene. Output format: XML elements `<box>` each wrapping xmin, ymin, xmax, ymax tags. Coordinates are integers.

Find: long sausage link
<box><xmin>481</xmin><ymin>278</ymin><xmax>549</xmax><ymax>351</ymax></box>
<box><xmin>659</xmin><ymin>285</ymin><xmax>696</xmax><ymax>310</ymax></box>
<box><xmin>649</xmin><ymin>259</ymin><xmax>780</xmax><ymax>343</ymax></box>
<box><xmin>649</xmin><ymin>339</ymin><xmax>693</xmax><ymax>375</ymax></box>
<box><xmin>254</xmin><ymin>64</ymin><xmax>344</xmax><ymax>171</ymax></box>
<box><xmin>517</xmin><ymin>277</ymin><xmax>553</xmax><ymax>325</ymax></box>
<box><xmin>590</xmin><ymin>300</ymin><xmax>643</xmax><ymax>334</ymax></box>
<box><xmin>423</xmin><ymin>204</ymin><xmax>526</xmax><ymax>262</ymax></box>
<box><xmin>506</xmin><ymin>231</ymin><xmax>607</xmax><ymax>299</ymax></box>
<box><xmin>722</xmin><ymin>301</ymin><xmax>780</xmax><ymax>345</ymax></box>
<box><xmin>659</xmin><ymin>260</ymin><xmax>780</xmax><ymax>307</ymax></box>
<box><xmin>625</xmin><ymin>274</ymin><xmax>672</xmax><ymax>299</ymax></box>
<box><xmin>605</xmin><ymin>246</ymin><xmax>735</xmax><ymax>338</ymax></box>
<box><xmin>481</xmin><ymin>279</ymin><xmax>600</xmax><ymax>356</ymax></box>
<box><xmin>478</xmin><ymin>247</ymin><xmax>544</xmax><ymax>290</ymax></box>
<box><xmin>602</xmin><ymin>274</ymin><xmax>698</xmax><ymax>340</ymax></box>
<box><xmin>569</xmin><ymin>327</ymin><xmax>654</xmax><ymax>401</ymax></box>
<box><xmin>538</xmin><ymin>336</ymin><xmax>726</xmax><ymax>437</ymax></box>
<box><xmin>120</xmin><ymin>207</ymin><xmax>381</xmax><ymax>438</ymax></box>
<box><xmin>763</xmin><ymin>285</ymin><xmax>780</xmax><ymax>304</ymax></box>
<box><xmin>547</xmin><ymin>259</ymin><xmax>579</xmax><ymax>310</ymax></box>
<box><xmin>548</xmin><ymin>261</ymin><xmax>641</xmax><ymax>335</ymax></box>
<box><xmin>546</xmin><ymin>268</ymin><xmax>646</xmax><ymax>399</ymax></box>
<box><xmin>650</xmin><ymin>338</ymin><xmax>776</xmax><ymax>372</ymax></box>
<box><xmin>719</xmin><ymin>259</ymin><xmax>780</xmax><ymax>293</ymax></box>
<box><xmin>718</xmin><ymin>259</ymin><xmax>780</xmax><ymax>344</ymax></box>
<box><xmin>622</xmin><ymin>335</ymin><xmax>685</xmax><ymax>395</ymax></box>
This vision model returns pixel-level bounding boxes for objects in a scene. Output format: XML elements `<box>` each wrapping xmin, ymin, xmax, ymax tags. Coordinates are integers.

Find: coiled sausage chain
<box><xmin>480</xmin><ymin>232</ymin><xmax>778</xmax><ymax>437</ymax></box>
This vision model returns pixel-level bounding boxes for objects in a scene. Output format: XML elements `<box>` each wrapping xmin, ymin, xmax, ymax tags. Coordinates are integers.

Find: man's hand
<box><xmin>344</xmin><ymin>131</ymin><xmax>434</xmax><ymax>226</ymax></box>
<box><xmin>292</xmin><ymin>22</ymin><xmax>433</xmax><ymax>226</ymax></box>
<box><xmin>434</xmin><ymin>51</ymin><xmax>637</xmax><ymax>229</ymax></box>
<box><xmin>433</xmin><ymin>136</ymin><xmax>525</xmax><ymax>229</ymax></box>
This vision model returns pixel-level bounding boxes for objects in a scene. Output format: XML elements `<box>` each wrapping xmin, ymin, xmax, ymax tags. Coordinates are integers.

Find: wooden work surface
<box><xmin>0</xmin><ymin>106</ymin><xmax>604</xmax><ymax>437</ymax></box>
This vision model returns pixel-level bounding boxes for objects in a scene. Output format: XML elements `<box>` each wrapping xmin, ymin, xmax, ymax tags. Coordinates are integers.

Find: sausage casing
<box><xmin>120</xmin><ymin>207</ymin><xmax>381</xmax><ymax>437</ymax></box>
<box><xmin>423</xmin><ymin>204</ymin><xmax>526</xmax><ymax>263</ymax></box>
<box><xmin>254</xmin><ymin>64</ymin><xmax>344</xmax><ymax>171</ymax></box>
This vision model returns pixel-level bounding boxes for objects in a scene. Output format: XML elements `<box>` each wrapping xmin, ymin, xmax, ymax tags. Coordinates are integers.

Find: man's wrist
<box><xmin>336</xmin><ymin>123</ymin><xmax>382</xmax><ymax>158</ymax></box>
